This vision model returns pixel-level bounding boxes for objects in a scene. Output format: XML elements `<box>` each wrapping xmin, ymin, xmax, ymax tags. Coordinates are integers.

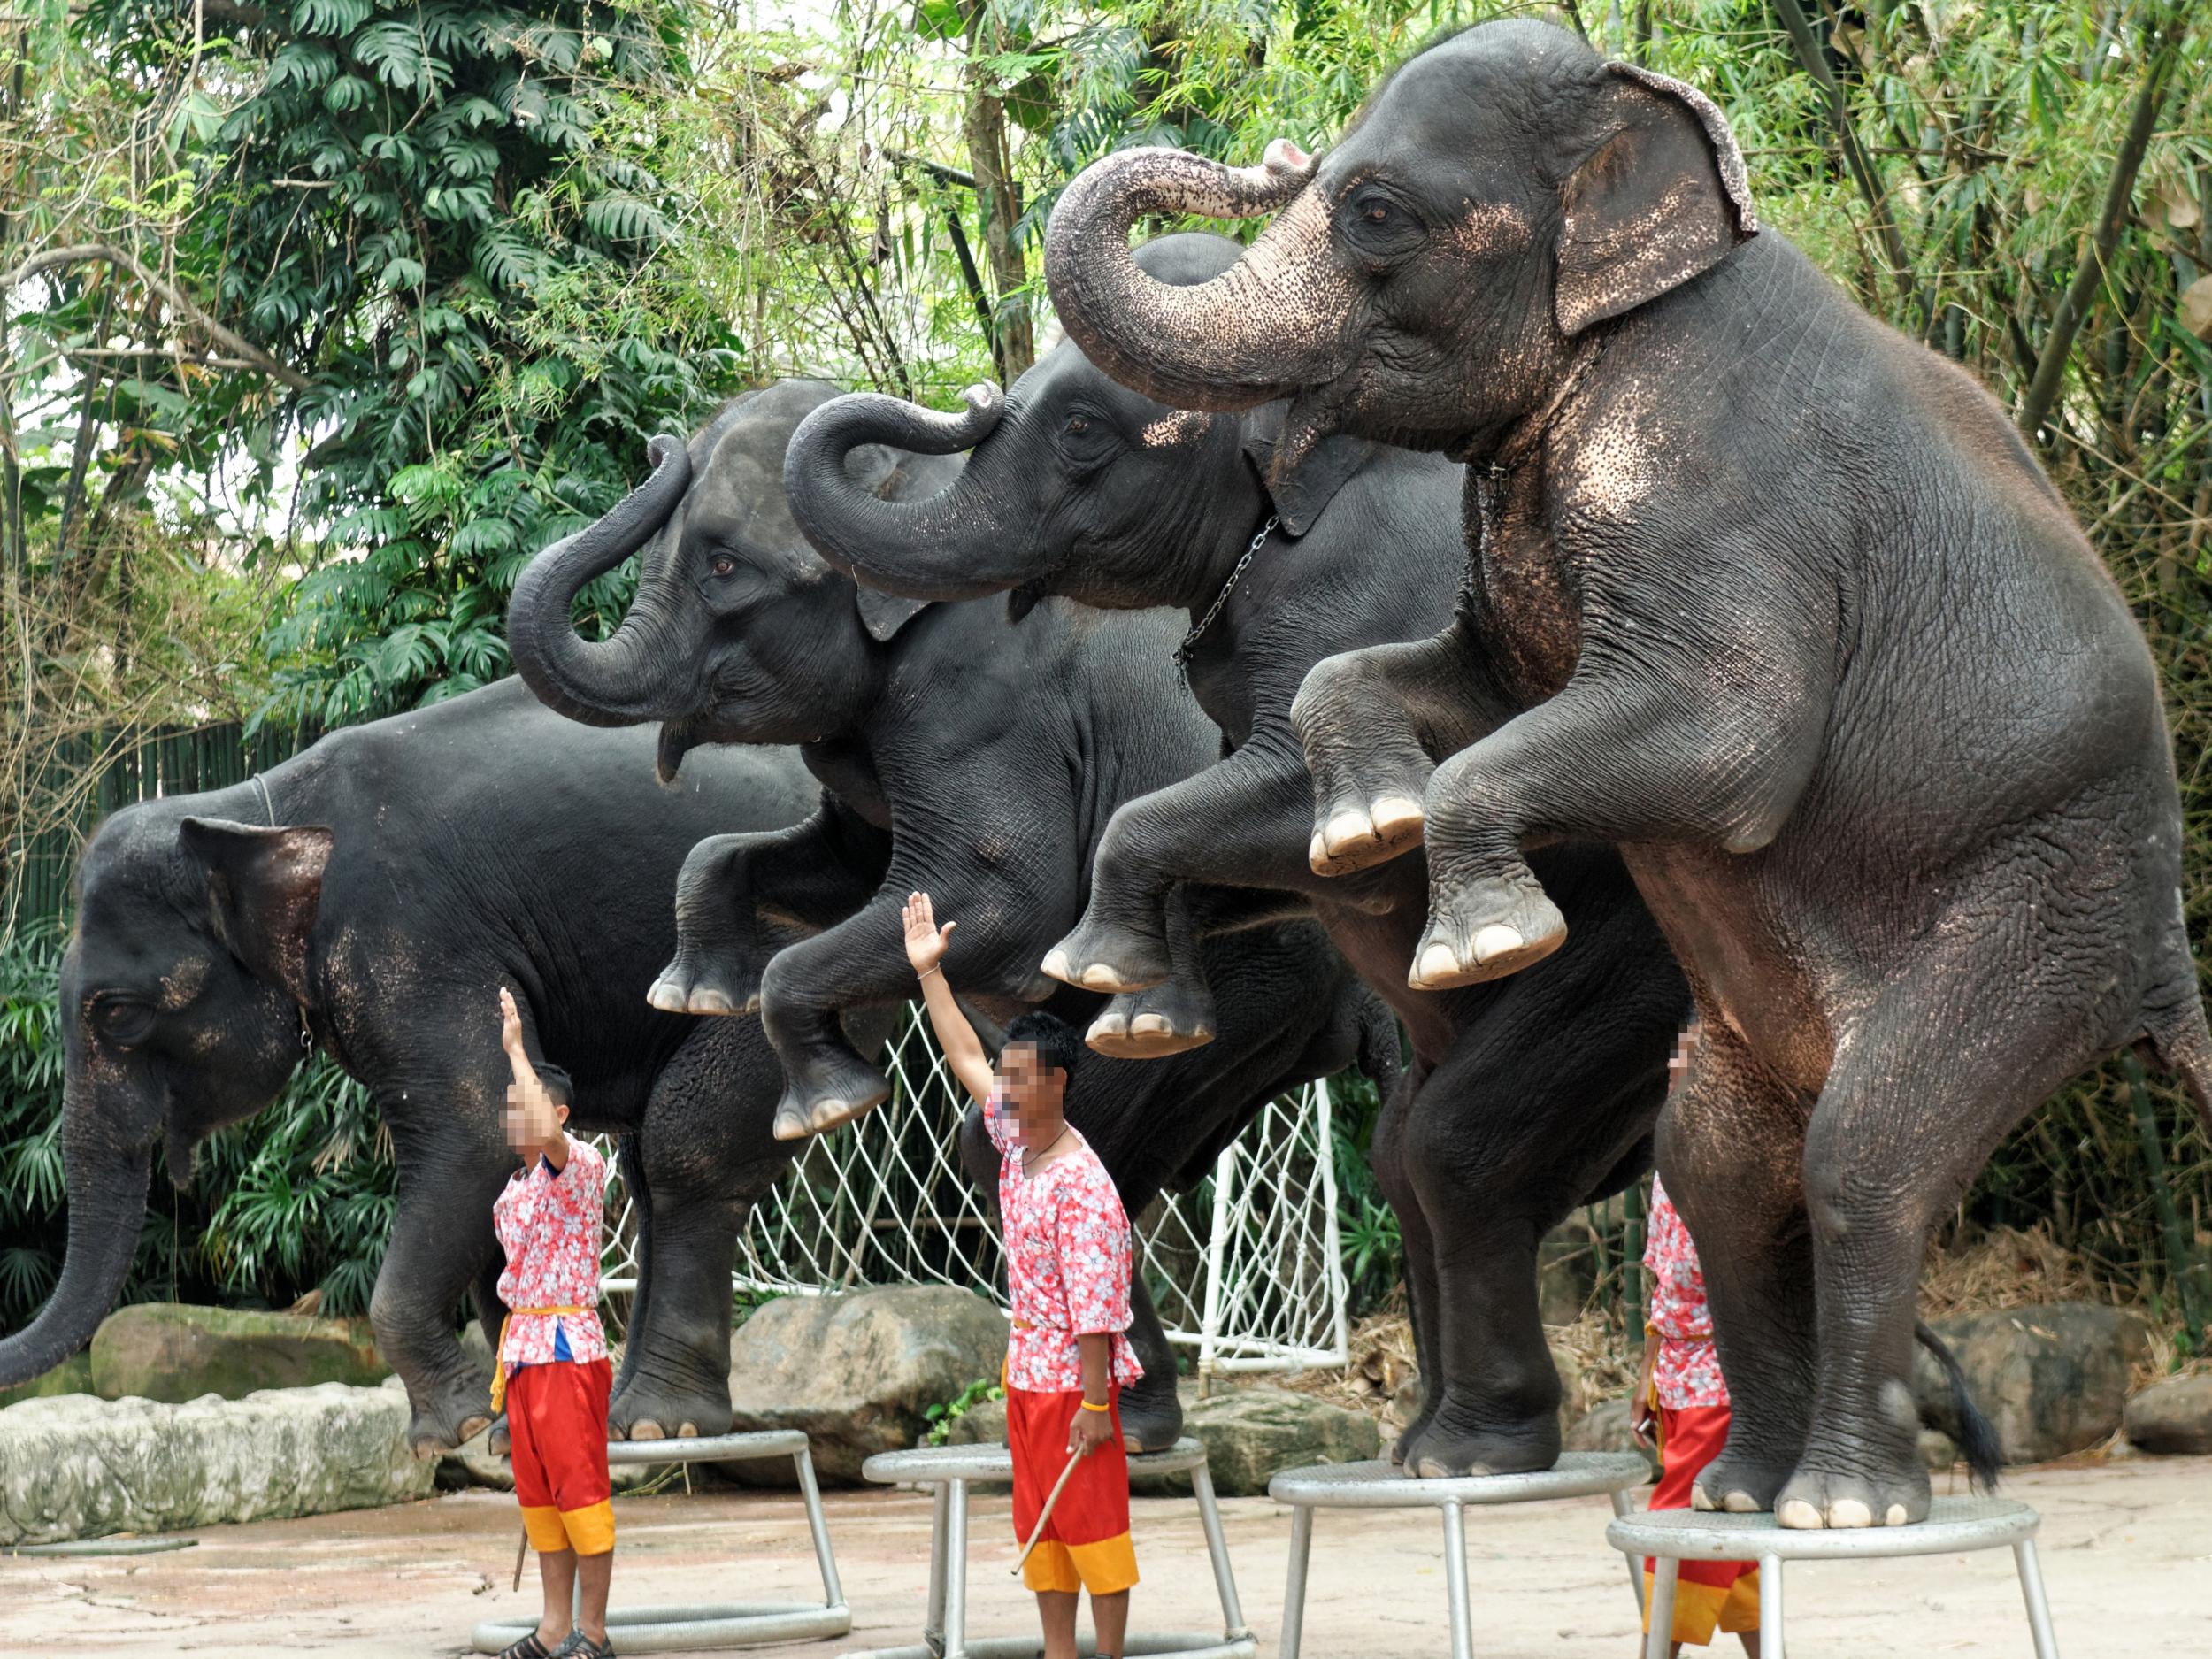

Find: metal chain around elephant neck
<box><xmin>1461</xmin><ymin>335</ymin><xmax>1608</xmax><ymax>609</ymax></box>
<box><xmin>1175</xmin><ymin>513</ymin><xmax>1280</xmax><ymax>677</ymax></box>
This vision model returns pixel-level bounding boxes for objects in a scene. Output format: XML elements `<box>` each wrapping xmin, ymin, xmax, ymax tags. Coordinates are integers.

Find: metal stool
<box><xmin>1269</xmin><ymin>1452</ymin><xmax>1652</xmax><ymax>1659</ymax></box>
<box><xmin>1609</xmin><ymin>1497</ymin><xmax>2058</xmax><ymax>1659</ymax></box>
<box><xmin>841</xmin><ymin>1436</ymin><xmax>1255</xmax><ymax>1659</ymax></box>
<box><xmin>470</xmin><ymin>1430</ymin><xmax>850</xmax><ymax>1655</ymax></box>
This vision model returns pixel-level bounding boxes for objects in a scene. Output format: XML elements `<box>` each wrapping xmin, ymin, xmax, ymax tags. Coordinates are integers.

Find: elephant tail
<box><xmin>1352</xmin><ymin>986</ymin><xmax>1402</xmax><ymax>1102</ymax></box>
<box><xmin>1915</xmin><ymin>1320</ymin><xmax>2001</xmax><ymax>1494</ymax></box>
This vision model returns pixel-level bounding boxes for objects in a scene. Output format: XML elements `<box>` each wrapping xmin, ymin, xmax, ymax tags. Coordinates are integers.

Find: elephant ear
<box><xmin>1554</xmin><ymin>64</ymin><xmax>1759</xmax><ymax>338</ymax></box>
<box><xmin>177</xmin><ymin>818</ymin><xmax>334</xmax><ymax>1006</ymax></box>
<box><xmin>843</xmin><ymin>439</ymin><xmax>935</xmax><ymax>642</ymax></box>
<box><xmin>1241</xmin><ymin>405</ymin><xmax>1380</xmax><ymax>536</ymax></box>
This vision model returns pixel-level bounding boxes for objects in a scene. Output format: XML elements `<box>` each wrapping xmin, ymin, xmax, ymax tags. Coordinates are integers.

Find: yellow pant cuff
<box><xmin>519</xmin><ymin>1505</ymin><xmax>569</xmax><ymax>1554</ymax></box>
<box><xmin>1643</xmin><ymin>1570</ymin><xmax>1760</xmax><ymax>1644</ymax></box>
<box><xmin>562</xmin><ymin>1499</ymin><xmax>616</xmax><ymax>1556</ymax></box>
<box><xmin>1020</xmin><ymin>1532</ymin><xmax>1137</xmax><ymax>1596</ymax></box>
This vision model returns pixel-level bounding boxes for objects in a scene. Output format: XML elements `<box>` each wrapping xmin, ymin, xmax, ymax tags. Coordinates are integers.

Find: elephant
<box><xmin>4</xmin><ymin>678</ymin><xmax>820</xmax><ymax>1455</ymax></box>
<box><xmin>503</xmin><ymin>377</ymin><xmax>1399</xmax><ymax>1448</ymax></box>
<box><xmin>779</xmin><ymin>232</ymin><xmax>1692</xmax><ymax>1476</ymax></box>
<box><xmin>1041</xmin><ymin>19</ymin><xmax>2212</xmax><ymax>1527</ymax></box>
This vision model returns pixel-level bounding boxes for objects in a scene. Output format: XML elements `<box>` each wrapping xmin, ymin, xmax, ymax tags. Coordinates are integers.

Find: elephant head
<box><xmin>1041</xmin><ymin>19</ymin><xmax>1755</xmax><ymax>471</ymax></box>
<box><xmin>783</xmin><ymin>234</ymin><xmax>1379</xmax><ymax>612</ymax></box>
<box><xmin>506</xmin><ymin>380</ymin><xmax>959</xmax><ymax>775</ymax></box>
<box><xmin>0</xmin><ymin>809</ymin><xmax>331</xmax><ymax>1387</ymax></box>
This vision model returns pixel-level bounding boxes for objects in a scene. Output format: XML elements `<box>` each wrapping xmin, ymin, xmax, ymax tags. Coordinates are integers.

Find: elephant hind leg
<box><xmin>1779</xmin><ymin>949</ymin><xmax>2111</xmax><ymax>1531</ymax></box>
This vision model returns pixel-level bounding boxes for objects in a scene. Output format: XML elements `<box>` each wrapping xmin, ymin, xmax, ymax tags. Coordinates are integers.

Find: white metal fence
<box><xmin>598</xmin><ymin>1005</ymin><xmax>1348</xmax><ymax>1379</ymax></box>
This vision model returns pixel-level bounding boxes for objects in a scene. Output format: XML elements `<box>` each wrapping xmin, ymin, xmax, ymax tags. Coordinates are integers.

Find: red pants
<box><xmin>1007</xmin><ymin>1385</ymin><xmax>1137</xmax><ymax>1595</ymax></box>
<box><xmin>1642</xmin><ymin>1400</ymin><xmax>1758</xmax><ymax>1644</ymax></box>
<box><xmin>508</xmin><ymin>1357</ymin><xmax>614</xmax><ymax>1555</ymax></box>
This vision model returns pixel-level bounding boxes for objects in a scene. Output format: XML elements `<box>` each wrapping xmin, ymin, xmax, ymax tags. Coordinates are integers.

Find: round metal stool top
<box><xmin>608</xmin><ymin>1429</ymin><xmax>810</xmax><ymax>1466</ymax></box>
<box><xmin>1269</xmin><ymin>1451</ymin><xmax>1649</xmax><ymax>1509</ymax></box>
<box><xmin>1607</xmin><ymin>1495</ymin><xmax>2041</xmax><ymax>1561</ymax></box>
<box><xmin>863</xmin><ymin>1435</ymin><xmax>1210</xmax><ymax>1486</ymax></box>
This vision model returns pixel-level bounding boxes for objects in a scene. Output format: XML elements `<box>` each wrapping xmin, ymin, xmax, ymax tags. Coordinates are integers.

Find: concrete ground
<box><xmin>4</xmin><ymin>1456</ymin><xmax>2208</xmax><ymax>1656</ymax></box>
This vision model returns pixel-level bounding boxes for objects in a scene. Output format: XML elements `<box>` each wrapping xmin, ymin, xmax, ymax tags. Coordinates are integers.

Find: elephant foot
<box><xmin>1390</xmin><ymin>1385</ymin><xmax>1437</xmax><ymax>1468</ymax></box>
<box><xmin>1402</xmin><ymin>1409</ymin><xmax>1560</xmax><ymax>1479</ymax></box>
<box><xmin>488</xmin><ymin>1413</ymin><xmax>511</xmax><ymax>1458</ymax></box>
<box><xmin>1407</xmin><ymin>877</ymin><xmax>1566</xmax><ymax>989</ymax></box>
<box><xmin>1087</xmin><ymin>974</ymin><xmax>1217</xmax><ymax>1058</ymax></box>
<box><xmin>1690</xmin><ymin>1448</ymin><xmax>1796</xmax><ymax>1516</ymax></box>
<box><xmin>772</xmin><ymin>1050</ymin><xmax>893</xmax><ymax>1141</ymax></box>
<box><xmin>1308</xmin><ymin>791</ymin><xmax>1426</xmax><ymax>878</ymax></box>
<box><xmin>1118</xmin><ymin>1381</ymin><xmax>1185</xmax><ymax>1454</ymax></box>
<box><xmin>406</xmin><ymin>1380</ymin><xmax>496</xmax><ymax>1460</ymax></box>
<box><xmin>648</xmin><ymin>944</ymin><xmax>763</xmax><ymax>1018</ymax></box>
<box><xmin>1773</xmin><ymin>1456</ymin><xmax>1932</xmax><ymax>1530</ymax></box>
<box><xmin>1041</xmin><ymin>912</ymin><xmax>1173</xmax><ymax>994</ymax></box>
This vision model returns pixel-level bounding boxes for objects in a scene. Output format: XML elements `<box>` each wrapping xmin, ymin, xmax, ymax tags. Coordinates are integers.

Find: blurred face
<box><xmin>996</xmin><ymin>1042</ymin><xmax>1066</xmax><ymax>1142</ymax></box>
<box><xmin>503</xmin><ymin>1082</ymin><xmax>569</xmax><ymax>1156</ymax></box>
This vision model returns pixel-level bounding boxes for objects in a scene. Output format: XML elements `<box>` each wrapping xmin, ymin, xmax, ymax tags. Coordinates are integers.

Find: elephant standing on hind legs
<box><xmin>780</xmin><ymin>234</ymin><xmax>1689</xmax><ymax>1478</ymax></box>
<box><xmin>504</xmin><ymin>377</ymin><xmax>1395</xmax><ymax>1451</ymax></box>
<box><xmin>1043</xmin><ymin>18</ymin><xmax>2212</xmax><ymax>1527</ymax></box>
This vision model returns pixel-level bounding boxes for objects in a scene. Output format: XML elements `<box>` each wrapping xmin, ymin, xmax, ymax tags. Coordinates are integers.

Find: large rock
<box><xmin>1913</xmin><ymin>1302</ymin><xmax>2152</xmax><ymax>1465</ymax></box>
<box><xmin>0</xmin><ymin>1352</ymin><xmax>94</xmax><ymax>1409</ymax></box>
<box><xmin>0</xmin><ymin>1378</ymin><xmax>434</xmax><ymax>1545</ymax></box>
<box><xmin>2124</xmin><ymin>1372</ymin><xmax>2212</xmax><ymax>1455</ymax></box>
<box><xmin>1147</xmin><ymin>1383</ymin><xmax>1380</xmax><ymax>1497</ymax></box>
<box><xmin>725</xmin><ymin>1286</ymin><xmax>1008</xmax><ymax>1484</ymax></box>
<box><xmin>1563</xmin><ymin>1397</ymin><xmax>1658</xmax><ymax>1479</ymax></box>
<box><xmin>89</xmin><ymin>1302</ymin><xmax>388</xmax><ymax>1404</ymax></box>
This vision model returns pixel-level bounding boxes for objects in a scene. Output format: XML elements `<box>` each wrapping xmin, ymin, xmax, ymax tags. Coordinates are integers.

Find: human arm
<box><xmin>902</xmin><ymin>891</ymin><xmax>994</xmax><ymax>1105</ymax></box>
<box><xmin>1631</xmin><ymin>1331</ymin><xmax>1657</xmax><ymax>1448</ymax></box>
<box><xmin>500</xmin><ymin>986</ymin><xmax>568</xmax><ymax>1170</ymax></box>
<box><xmin>1069</xmin><ymin>1333</ymin><xmax>1117</xmax><ymax>1453</ymax></box>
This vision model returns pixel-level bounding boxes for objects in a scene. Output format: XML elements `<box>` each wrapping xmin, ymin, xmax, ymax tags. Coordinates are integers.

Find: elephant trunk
<box><xmin>507</xmin><ymin>436</ymin><xmax>695</xmax><ymax>727</ymax></box>
<box><xmin>1044</xmin><ymin>142</ymin><xmax>1355</xmax><ymax>413</ymax></box>
<box><xmin>784</xmin><ymin>384</ymin><xmax>1031</xmax><ymax>601</ymax></box>
<box><xmin>0</xmin><ymin>1120</ymin><xmax>151</xmax><ymax>1386</ymax></box>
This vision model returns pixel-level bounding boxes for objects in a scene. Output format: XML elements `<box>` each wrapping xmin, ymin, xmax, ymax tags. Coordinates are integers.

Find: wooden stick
<box><xmin>1010</xmin><ymin>1440</ymin><xmax>1094</xmax><ymax>1577</ymax></box>
<box><xmin>512</xmin><ymin>1526</ymin><xmax>528</xmax><ymax>1592</ymax></box>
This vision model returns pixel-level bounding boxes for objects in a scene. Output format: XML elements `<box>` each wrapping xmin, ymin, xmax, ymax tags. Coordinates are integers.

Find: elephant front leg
<box><xmin>1368</xmin><ymin>1067</ymin><xmax>1446</xmax><ymax>1467</ymax></box>
<box><xmin>652</xmin><ymin>803</ymin><xmax>888</xmax><ymax>1017</ymax></box>
<box><xmin>1116</xmin><ymin>1271</ymin><xmax>1185</xmax><ymax>1453</ymax></box>
<box><xmin>371</xmin><ymin>1143</ymin><xmax>509</xmax><ymax>1458</ymax></box>
<box><xmin>1290</xmin><ymin>618</ymin><xmax>1496</xmax><ymax>877</ymax></box>
<box><xmin>1412</xmin><ymin>650</ymin><xmax>1827</xmax><ymax>988</ymax></box>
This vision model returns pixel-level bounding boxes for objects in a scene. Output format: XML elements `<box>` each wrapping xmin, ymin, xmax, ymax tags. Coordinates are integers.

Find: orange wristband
<box><xmin>1079</xmin><ymin>1399</ymin><xmax>1110</xmax><ymax>1413</ymax></box>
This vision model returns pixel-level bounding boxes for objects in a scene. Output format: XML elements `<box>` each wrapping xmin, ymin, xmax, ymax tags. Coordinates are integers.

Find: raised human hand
<box><xmin>902</xmin><ymin>890</ymin><xmax>956</xmax><ymax>977</ymax></box>
<box><xmin>498</xmin><ymin>986</ymin><xmax>526</xmax><ymax>1056</ymax></box>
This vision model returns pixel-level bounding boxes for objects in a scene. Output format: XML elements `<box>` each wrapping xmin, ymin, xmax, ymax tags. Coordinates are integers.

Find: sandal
<box><xmin>552</xmin><ymin>1632</ymin><xmax>617</xmax><ymax>1658</ymax></box>
<box><xmin>496</xmin><ymin>1635</ymin><xmax>557</xmax><ymax>1659</ymax></box>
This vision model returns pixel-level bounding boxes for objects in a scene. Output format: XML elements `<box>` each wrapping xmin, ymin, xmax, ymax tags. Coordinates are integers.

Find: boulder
<box><xmin>1917</xmin><ymin>1428</ymin><xmax>1958</xmax><ymax>1471</ymax></box>
<box><xmin>1141</xmin><ymin>1383</ymin><xmax>1380</xmax><ymax>1497</ymax></box>
<box><xmin>1913</xmin><ymin>1302</ymin><xmax>2152</xmax><ymax>1465</ymax></box>
<box><xmin>1563</xmin><ymin>1399</ymin><xmax>1659</xmax><ymax>1479</ymax></box>
<box><xmin>0</xmin><ymin>1377</ymin><xmax>434</xmax><ymax>1545</ymax></box>
<box><xmin>724</xmin><ymin>1286</ymin><xmax>1008</xmax><ymax>1484</ymax></box>
<box><xmin>941</xmin><ymin>1394</ymin><xmax>1010</xmax><ymax>1448</ymax></box>
<box><xmin>2124</xmin><ymin>1372</ymin><xmax>2212</xmax><ymax>1455</ymax></box>
<box><xmin>88</xmin><ymin>1302</ymin><xmax>388</xmax><ymax>1404</ymax></box>
<box><xmin>0</xmin><ymin>1352</ymin><xmax>94</xmax><ymax>1409</ymax></box>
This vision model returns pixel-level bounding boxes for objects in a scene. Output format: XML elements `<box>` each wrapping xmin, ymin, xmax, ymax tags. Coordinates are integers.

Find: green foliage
<box><xmin>0</xmin><ymin>917</ymin><xmax>397</xmax><ymax>1328</ymax></box>
<box><xmin>922</xmin><ymin>1373</ymin><xmax>1005</xmax><ymax>1445</ymax></box>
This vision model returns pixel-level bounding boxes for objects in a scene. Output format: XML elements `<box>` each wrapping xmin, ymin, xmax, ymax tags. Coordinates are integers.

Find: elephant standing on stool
<box><xmin>1043</xmin><ymin>19</ymin><xmax>2212</xmax><ymax>1525</ymax></box>
<box><xmin>780</xmin><ymin>234</ymin><xmax>1688</xmax><ymax>1477</ymax></box>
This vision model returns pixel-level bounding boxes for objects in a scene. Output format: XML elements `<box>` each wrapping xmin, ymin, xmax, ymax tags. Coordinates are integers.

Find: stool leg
<box><xmin>795</xmin><ymin>1445</ymin><xmax>846</xmax><ymax>1609</ymax></box>
<box><xmin>1279</xmin><ymin>1506</ymin><xmax>1315</xmax><ymax>1659</ymax></box>
<box><xmin>925</xmin><ymin>1482</ymin><xmax>950</xmax><ymax>1656</ymax></box>
<box><xmin>1644</xmin><ymin>1559</ymin><xmax>1678</xmax><ymax>1659</ymax></box>
<box><xmin>2014</xmin><ymin>1539</ymin><xmax>2060</xmax><ymax>1659</ymax></box>
<box><xmin>1758</xmin><ymin>1555</ymin><xmax>1782</xmax><ymax>1659</ymax></box>
<box><xmin>943</xmin><ymin>1478</ymin><xmax>970</xmax><ymax>1659</ymax></box>
<box><xmin>1440</xmin><ymin>1500</ymin><xmax>1472</xmax><ymax>1659</ymax></box>
<box><xmin>1188</xmin><ymin>1460</ymin><xmax>1249</xmax><ymax>1640</ymax></box>
<box><xmin>1610</xmin><ymin>1488</ymin><xmax>1647</xmax><ymax>1617</ymax></box>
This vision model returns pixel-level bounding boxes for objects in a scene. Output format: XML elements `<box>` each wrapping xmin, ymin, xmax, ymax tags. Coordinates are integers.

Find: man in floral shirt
<box><xmin>904</xmin><ymin>892</ymin><xmax>1141</xmax><ymax>1659</ymax></box>
<box><xmin>1633</xmin><ymin>1022</ymin><xmax>1756</xmax><ymax>1656</ymax></box>
<box><xmin>492</xmin><ymin>987</ymin><xmax>616</xmax><ymax>1659</ymax></box>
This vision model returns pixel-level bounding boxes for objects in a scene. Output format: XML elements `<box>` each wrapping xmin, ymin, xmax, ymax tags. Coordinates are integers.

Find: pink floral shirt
<box><xmin>494</xmin><ymin>1134</ymin><xmax>610</xmax><ymax>1371</ymax></box>
<box><xmin>987</xmin><ymin>1089</ymin><xmax>1144</xmax><ymax>1393</ymax></box>
<box><xmin>1643</xmin><ymin>1176</ymin><xmax>1728</xmax><ymax>1409</ymax></box>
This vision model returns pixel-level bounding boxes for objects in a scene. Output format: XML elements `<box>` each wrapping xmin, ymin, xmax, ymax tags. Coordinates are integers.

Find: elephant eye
<box><xmin>709</xmin><ymin>554</ymin><xmax>738</xmax><ymax>578</ymax></box>
<box><xmin>94</xmin><ymin>996</ymin><xmax>155</xmax><ymax>1045</ymax></box>
<box><xmin>1066</xmin><ymin>416</ymin><xmax>1088</xmax><ymax>434</ymax></box>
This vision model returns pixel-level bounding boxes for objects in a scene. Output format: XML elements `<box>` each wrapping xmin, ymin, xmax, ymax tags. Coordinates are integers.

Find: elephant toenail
<box><xmin>1324</xmin><ymin>808</ymin><xmax>1374</xmax><ymax>852</ymax></box>
<box><xmin>1411</xmin><ymin>942</ymin><xmax>1462</xmax><ymax>986</ymax></box>
<box><xmin>1776</xmin><ymin>1498</ymin><xmax>1824</xmax><ymax>1529</ymax></box>
<box><xmin>1130</xmin><ymin>1014</ymin><xmax>1171</xmax><ymax>1035</ymax></box>
<box><xmin>1722</xmin><ymin>1492</ymin><xmax>1762</xmax><ymax>1513</ymax></box>
<box><xmin>1885</xmin><ymin>1503</ymin><xmax>1909</xmax><ymax>1525</ymax></box>
<box><xmin>648</xmin><ymin>980</ymin><xmax>687</xmax><ymax>1012</ymax></box>
<box><xmin>1079</xmin><ymin>963</ymin><xmax>1120</xmax><ymax>989</ymax></box>
<box><xmin>1041</xmin><ymin>947</ymin><xmax>1074</xmax><ymax>982</ymax></box>
<box><xmin>1827</xmin><ymin>1498</ymin><xmax>1873</xmax><ymax>1529</ymax></box>
<box><xmin>1471</xmin><ymin>923</ymin><xmax>1524</xmax><ymax>962</ymax></box>
<box><xmin>1691</xmin><ymin>1483</ymin><xmax>1717</xmax><ymax>1511</ymax></box>
<box><xmin>691</xmin><ymin>988</ymin><xmax>734</xmax><ymax>1015</ymax></box>
<box><xmin>1371</xmin><ymin>795</ymin><xmax>1424</xmax><ymax>835</ymax></box>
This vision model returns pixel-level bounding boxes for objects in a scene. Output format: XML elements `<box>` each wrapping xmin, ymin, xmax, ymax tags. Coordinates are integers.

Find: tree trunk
<box><xmin>962</xmin><ymin>11</ymin><xmax>1033</xmax><ymax>383</ymax></box>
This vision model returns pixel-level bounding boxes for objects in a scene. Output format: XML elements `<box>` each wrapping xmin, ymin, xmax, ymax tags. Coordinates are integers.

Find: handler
<box><xmin>493</xmin><ymin>986</ymin><xmax>618</xmax><ymax>1659</ymax></box>
<box><xmin>903</xmin><ymin>891</ymin><xmax>1141</xmax><ymax>1659</ymax></box>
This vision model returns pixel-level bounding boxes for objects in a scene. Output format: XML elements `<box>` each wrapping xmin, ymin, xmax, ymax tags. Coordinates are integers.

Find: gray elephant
<box><xmin>779</xmin><ymin>233</ymin><xmax>1689</xmax><ymax>1476</ymax></box>
<box><xmin>503</xmin><ymin>379</ymin><xmax>1397</xmax><ymax>1448</ymax></box>
<box><xmin>1041</xmin><ymin>20</ymin><xmax>2212</xmax><ymax>1528</ymax></box>
<box><xmin>0</xmin><ymin>679</ymin><xmax>818</xmax><ymax>1454</ymax></box>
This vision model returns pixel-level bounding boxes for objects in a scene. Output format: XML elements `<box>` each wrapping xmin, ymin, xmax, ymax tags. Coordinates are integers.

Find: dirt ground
<box><xmin>4</xmin><ymin>1455</ymin><xmax>2208</xmax><ymax>1656</ymax></box>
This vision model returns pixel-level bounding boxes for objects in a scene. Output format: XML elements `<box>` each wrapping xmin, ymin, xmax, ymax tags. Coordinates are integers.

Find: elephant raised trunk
<box><xmin>507</xmin><ymin>435</ymin><xmax>695</xmax><ymax>727</ymax></box>
<box><xmin>1043</xmin><ymin>142</ymin><xmax>1353</xmax><ymax>413</ymax></box>
<box><xmin>783</xmin><ymin>384</ymin><xmax>1025</xmax><ymax>602</ymax></box>
<box><xmin>0</xmin><ymin>1122</ymin><xmax>151</xmax><ymax>1386</ymax></box>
